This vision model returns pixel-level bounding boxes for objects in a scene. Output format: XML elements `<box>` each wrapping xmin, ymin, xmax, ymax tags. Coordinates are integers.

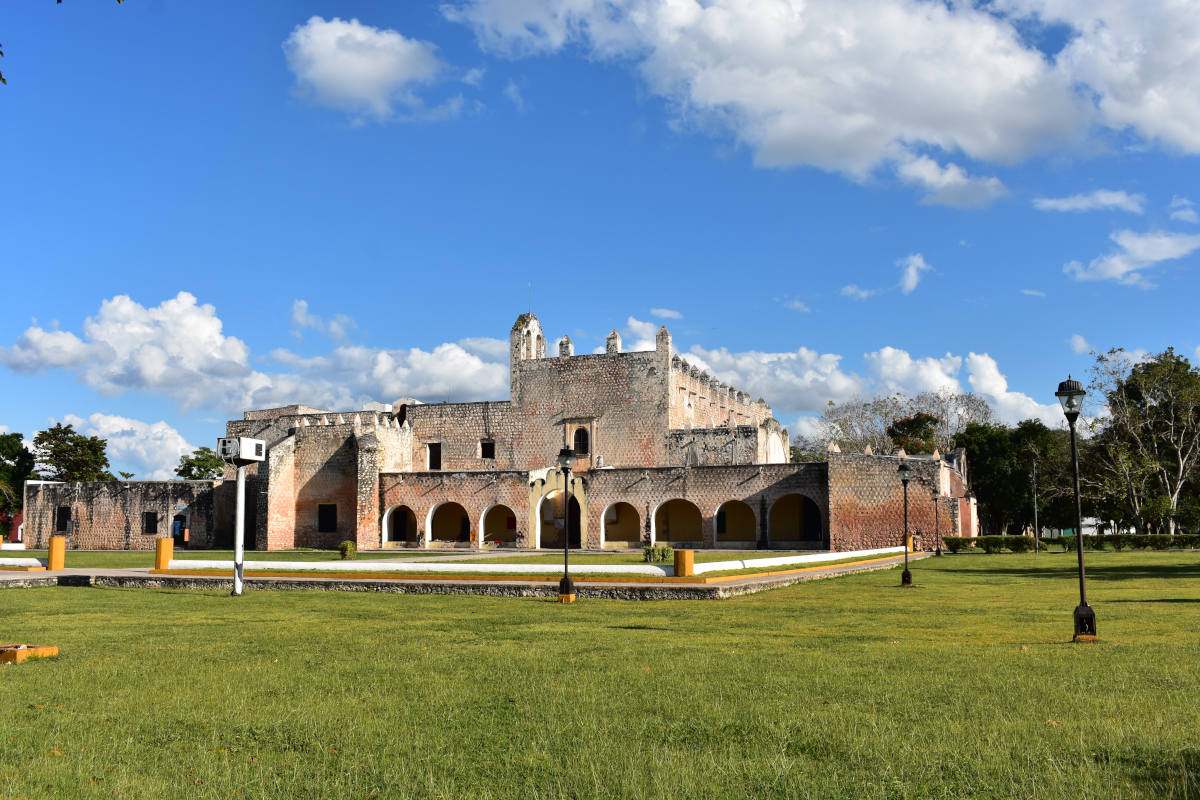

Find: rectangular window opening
<box><xmin>480</xmin><ymin>440</ymin><xmax>495</xmax><ymax>460</ymax></box>
<box><xmin>56</xmin><ymin>506</ymin><xmax>71</xmax><ymax>532</ymax></box>
<box><xmin>143</xmin><ymin>511</ymin><xmax>159</xmax><ymax>535</ymax></box>
<box><xmin>428</xmin><ymin>443</ymin><xmax>442</xmax><ymax>470</ymax></box>
<box><xmin>318</xmin><ymin>504</ymin><xmax>338</xmax><ymax>533</ymax></box>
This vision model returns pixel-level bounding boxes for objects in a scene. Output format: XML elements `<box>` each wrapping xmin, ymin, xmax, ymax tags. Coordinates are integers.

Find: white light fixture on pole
<box><xmin>217</xmin><ymin>437</ymin><xmax>266</xmax><ymax>597</ymax></box>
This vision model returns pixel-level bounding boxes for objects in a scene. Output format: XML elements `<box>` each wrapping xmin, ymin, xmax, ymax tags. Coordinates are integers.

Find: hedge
<box><xmin>948</xmin><ymin>533</ymin><xmax>1200</xmax><ymax>553</ymax></box>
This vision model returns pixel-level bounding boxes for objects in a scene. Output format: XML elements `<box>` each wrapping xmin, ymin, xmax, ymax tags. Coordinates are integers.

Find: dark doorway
<box><xmin>172</xmin><ymin>514</ymin><xmax>187</xmax><ymax>547</ymax></box>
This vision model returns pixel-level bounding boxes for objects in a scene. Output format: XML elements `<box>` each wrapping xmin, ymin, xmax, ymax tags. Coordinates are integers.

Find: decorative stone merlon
<box><xmin>606</xmin><ymin>330</ymin><xmax>622</xmax><ymax>354</ymax></box>
<box><xmin>558</xmin><ymin>335</ymin><xmax>574</xmax><ymax>357</ymax></box>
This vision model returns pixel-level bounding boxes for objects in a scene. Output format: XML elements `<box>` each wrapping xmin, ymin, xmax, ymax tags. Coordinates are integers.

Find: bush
<box><xmin>642</xmin><ymin>544</ymin><xmax>674</xmax><ymax>563</ymax></box>
<box><xmin>339</xmin><ymin>540</ymin><xmax>356</xmax><ymax>560</ymax></box>
<box><xmin>1175</xmin><ymin>534</ymin><xmax>1199</xmax><ymax>549</ymax></box>
<box><xmin>1084</xmin><ymin>535</ymin><xmax>1106</xmax><ymax>551</ymax></box>
<box><xmin>942</xmin><ymin>536</ymin><xmax>973</xmax><ymax>554</ymax></box>
<box><xmin>1148</xmin><ymin>534</ymin><xmax>1173</xmax><ymax>551</ymax></box>
<box><xmin>1060</xmin><ymin>535</ymin><xmax>1077</xmax><ymax>552</ymax></box>
<box><xmin>1007</xmin><ymin>536</ymin><xmax>1032</xmax><ymax>553</ymax></box>
<box><xmin>976</xmin><ymin>535</ymin><xmax>1005</xmax><ymax>554</ymax></box>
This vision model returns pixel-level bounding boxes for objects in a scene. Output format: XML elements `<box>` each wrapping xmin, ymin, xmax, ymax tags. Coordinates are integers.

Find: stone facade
<box><xmin>21</xmin><ymin>313</ymin><xmax>978</xmax><ymax>551</ymax></box>
<box><xmin>21</xmin><ymin>479</ymin><xmax>221</xmax><ymax>550</ymax></box>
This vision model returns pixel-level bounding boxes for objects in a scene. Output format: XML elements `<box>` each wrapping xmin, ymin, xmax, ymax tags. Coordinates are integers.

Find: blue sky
<box><xmin>2</xmin><ymin>1</ymin><xmax>1198</xmax><ymax>478</ymax></box>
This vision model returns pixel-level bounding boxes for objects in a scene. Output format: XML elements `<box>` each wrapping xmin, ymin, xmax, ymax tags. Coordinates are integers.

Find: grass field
<box><xmin>14</xmin><ymin>549</ymin><xmax>448</xmax><ymax>568</ymax></box>
<box><xmin>3</xmin><ymin>551</ymin><xmax>1199</xmax><ymax>799</ymax></box>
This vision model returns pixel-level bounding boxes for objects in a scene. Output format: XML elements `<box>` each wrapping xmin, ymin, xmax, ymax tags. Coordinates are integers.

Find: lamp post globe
<box><xmin>556</xmin><ymin>447</ymin><xmax>577</xmax><ymax>604</ymax></box>
<box><xmin>1055</xmin><ymin>376</ymin><xmax>1096</xmax><ymax>642</ymax></box>
<box><xmin>898</xmin><ymin>460</ymin><xmax>913</xmax><ymax>587</ymax></box>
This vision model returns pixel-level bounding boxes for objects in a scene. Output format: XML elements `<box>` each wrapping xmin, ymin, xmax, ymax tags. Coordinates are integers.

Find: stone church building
<box><xmin>22</xmin><ymin>313</ymin><xmax>978</xmax><ymax>552</ymax></box>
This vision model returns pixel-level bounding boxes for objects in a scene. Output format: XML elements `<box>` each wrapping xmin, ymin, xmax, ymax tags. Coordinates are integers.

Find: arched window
<box><xmin>573</xmin><ymin>427</ymin><xmax>589</xmax><ymax>455</ymax></box>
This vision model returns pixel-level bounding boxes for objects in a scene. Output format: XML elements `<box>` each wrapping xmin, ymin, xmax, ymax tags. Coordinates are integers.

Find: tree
<box><xmin>1090</xmin><ymin>348</ymin><xmax>1200</xmax><ymax>534</ymax></box>
<box><xmin>887</xmin><ymin>412</ymin><xmax>939</xmax><ymax>454</ymax></box>
<box><xmin>0</xmin><ymin>432</ymin><xmax>37</xmax><ymax>514</ymax></box>
<box><xmin>175</xmin><ymin>446</ymin><xmax>224</xmax><ymax>480</ymax></box>
<box><xmin>795</xmin><ymin>390</ymin><xmax>993</xmax><ymax>457</ymax></box>
<box><xmin>32</xmin><ymin>423</ymin><xmax>113</xmax><ymax>482</ymax></box>
<box><xmin>954</xmin><ymin>422</ymin><xmax>1020</xmax><ymax>532</ymax></box>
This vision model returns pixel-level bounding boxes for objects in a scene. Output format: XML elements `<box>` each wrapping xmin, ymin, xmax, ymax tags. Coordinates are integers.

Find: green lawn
<box><xmin>3</xmin><ymin>551</ymin><xmax>1199</xmax><ymax>799</ymax></box>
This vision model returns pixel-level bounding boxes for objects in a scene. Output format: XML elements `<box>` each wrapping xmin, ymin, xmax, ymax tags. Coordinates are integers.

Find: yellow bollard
<box><xmin>47</xmin><ymin>536</ymin><xmax>66</xmax><ymax>571</ymax></box>
<box><xmin>154</xmin><ymin>538</ymin><xmax>174</xmax><ymax>571</ymax></box>
<box><xmin>905</xmin><ymin>534</ymin><xmax>913</xmax><ymax>553</ymax></box>
<box><xmin>674</xmin><ymin>548</ymin><xmax>694</xmax><ymax>578</ymax></box>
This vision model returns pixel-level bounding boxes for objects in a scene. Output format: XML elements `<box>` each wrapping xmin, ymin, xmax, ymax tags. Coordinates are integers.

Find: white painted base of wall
<box><xmin>0</xmin><ymin>557</ymin><xmax>43</xmax><ymax>567</ymax></box>
<box><xmin>0</xmin><ymin>543</ymin><xmax>27</xmax><ymax>551</ymax></box>
<box><xmin>691</xmin><ymin>546</ymin><xmax>904</xmax><ymax>575</ymax></box>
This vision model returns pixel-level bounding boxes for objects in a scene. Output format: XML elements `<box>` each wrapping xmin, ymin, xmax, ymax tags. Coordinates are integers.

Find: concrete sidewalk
<box><xmin>0</xmin><ymin>553</ymin><xmax>930</xmax><ymax>599</ymax></box>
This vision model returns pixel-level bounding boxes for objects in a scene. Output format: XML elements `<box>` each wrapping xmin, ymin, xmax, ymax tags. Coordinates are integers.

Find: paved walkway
<box><xmin>0</xmin><ymin>553</ymin><xmax>930</xmax><ymax>599</ymax></box>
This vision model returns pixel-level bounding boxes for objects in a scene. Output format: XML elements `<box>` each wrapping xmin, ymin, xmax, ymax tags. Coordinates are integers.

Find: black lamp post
<box><xmin>1055</xmin><ymin>376</ymin><xmax>1096</xmax><ymax>642</ymax></box>
<box><xmin>556</xmin><ymin>446</ymin><xmax>576</xmax><ymax>604</ymax></box>
<box><xmin>898</xmin><ymin>460</ymin><xmax>913</xmax><ymax>586</ymax></box>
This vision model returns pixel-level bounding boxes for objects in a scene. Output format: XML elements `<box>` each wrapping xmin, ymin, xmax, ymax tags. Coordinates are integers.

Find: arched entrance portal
<box><xmin>715</xmin><ymin>500</ymin><xmax>756</xmax><ymax>545</ymax></box>
<box><xmin>654</xmin><ymin>499</ymin><xmax>702</xmax><ymax>545</ymax></box>
<box><xmin>385</xmin><ymin>506</ymin><xmax>418</xmax><ymax>546</ymax></box>
<box><xmin>538</xmin><ymin>491</ymin><xmax>580</xmax><ymax>549</ymax></box>
<box><xmin>430</xmin><ymin>502</ymin><xmax>471</xmax><ymax>545</ymax></box>
<box><xmin>768</xmin><ymin>494</ymin><xmax>824</xmax><ymax>546</ymax></box>
<box><xmin>602</xmin><ymin>502</ymin><xmax>641</xmax><ymax>548</ymax></box>
<box><xmin>482</xmin><ymin>504</ymin><xmax>517</xmax><ymax>546</ymax></box>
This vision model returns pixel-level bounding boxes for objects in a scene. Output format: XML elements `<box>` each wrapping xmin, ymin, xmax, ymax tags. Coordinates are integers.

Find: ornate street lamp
<box><xmin>1055</xmin><ymin>376</ymin><xmax>1096</xmax><ymax>642</ymax></box>
<box><xmin>556</xmin><ymin>447</ymin><xmax>576</xmax><ymax>604</ymax></box>
<box><xmin>898</xmin><ymin>460</ymin><xmax>913</xmax><ymax>587</ymax></box>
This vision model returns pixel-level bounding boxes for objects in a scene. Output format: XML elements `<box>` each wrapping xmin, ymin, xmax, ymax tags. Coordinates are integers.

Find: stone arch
<box><xmin>428</xmin><ymin>501</ymin><xmax>472</xmax><ymax>545</ymax></box>
<box><xmin>481</xmin><ymin>503</ymin><xmax>517</xmax><ymax>546</ymax></box>
<box><xmin>537</xmin><ymin>490</ymin><xmax>580</xmax><ymax>550</ymax></box>
<box><xmin>653</xmin><ymin>499</ymin><xmax>702</xmax><ymax>545</ymax></box>
<box><xmin>715</xmin><ymin>500</ymin><xmax>756</xmax><ymax>545</ymax></box>
<box><xmin>601</xmin><ymin>501</ymin><xmax>640</xmax><ymax>548</ymax></box>
<box><xmin>768</xmin><ymin>494</ymin><xmax>824</xmax><ymax>546</ymax></box>
<box><xmin>382</xmin><ymin>505</ymin><xmax>418</xmax><ymax>547</ymax></box>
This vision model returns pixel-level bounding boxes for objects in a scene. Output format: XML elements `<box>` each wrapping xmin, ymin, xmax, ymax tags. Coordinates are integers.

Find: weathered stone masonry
<box><xmin>22</xmin><ymin>312</ymin><xmax>978</xmax><ymax>551</ymax></box>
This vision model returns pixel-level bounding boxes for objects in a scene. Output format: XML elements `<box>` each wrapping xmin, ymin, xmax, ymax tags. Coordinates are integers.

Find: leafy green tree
<box><xmin>32</xmin><ymin>423</ymin><xmax>113</xmax><ymax>482</ymax></box>
<box><xmin>1090</xmin><ymin>348</ymin><xmax>1200</xmax><ymax>534</ymax></box>
<box><xmin>887</xmin><ymin>412</ymin><xmax>940</xmax><ymax>454</ymax></box>
<box><xmin>0</xmin><ymin>432</ymin><xmax>37</xmax><ymax>514</ymax></box>
<box><xmin>175</xmin><ymin>446</ymin><xmax>225</xmax><ymax>480</ymax></box>
<box><xmin>954</xmin><ymin>422</ymin><xmax>1021</xmax><ymax>533</ymax></box>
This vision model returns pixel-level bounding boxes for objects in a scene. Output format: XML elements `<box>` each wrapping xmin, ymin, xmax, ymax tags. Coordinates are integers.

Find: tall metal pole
<box><xmin>901</xmin><ymin>477</ymin><xmax>912</xmax><ymax>586</ymax></box>
<box><xmin>1031</xmin><ymin>458</ymin><xmax>1040</xmax><ymax>554</ymax></box>
<box><xmin>232</xmin><ymin>464</ymin><xmax>246</xmax><ymax>596</ymax></box>
<box><xmin>1068</xmin><ymin>418</ymin><xmax>1096</xmax><ymax>640</ymax></box>
<box><xmin>563</xmin><ymin>467</ymin><xmax>570</xmax><ymax>577</ymax></box>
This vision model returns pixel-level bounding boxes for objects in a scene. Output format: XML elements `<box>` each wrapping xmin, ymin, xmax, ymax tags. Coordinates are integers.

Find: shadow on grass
<box><xmin>1093</xmin><ymin>745</ymin><xmax>1200</xmax><ymax>799</ymax></box>
<box><xmin>1108</xmin><ymin>597</ymin><xmax>1200</xmax><ymax>604</ymax></box>
<box><xmin>608</xmin><ymin>624</ymin><xmax>672</xmax><ymax>631</ymax></box>
<box><xmin>945</xmin><ymin>562</ymin><xmax>1200</xmax><ymax>581</ymax></box>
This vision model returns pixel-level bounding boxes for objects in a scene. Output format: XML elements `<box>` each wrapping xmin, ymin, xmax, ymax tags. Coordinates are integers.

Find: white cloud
<box><xmin>841</xmin><ymin>284</ymin><xmax>877</xmax><ymax>301</ymax></box>
<box><xmin>963</xmin><ymin>352</ymin><xmax>1062</xmax><ymax>425</ymax></box>
<box><xmin>1033</xmin><ymin>189</ymin><xmax>1146</xmax><ymax>213</ymax></box>
<box><xmin>1069</xmin><ymin>334</ymin><xmax>1091</xmax><ymax>354</ymax></box>
<box><xmin>650</xmin><ymin>307</ymin><xmax>683</xmax><ymax>319</ymax></box>
<box><xmin>448</xmin><ymin>1</ymin><xmax>1200</xmax><ymax>183</ymax></box>
<box><xmin>0</xmin><ymin>425</ymin><xmax>7</xmax><ymax>434</ymax></box>
<box><xmin>863</xmin><ymin>347</ymin><xmax>962</xmax><ymax>397</ymax></box>
<box><xmin>897</xmin><ymin>253</ymin><xmax>932</xmax><ymax>295</ymax></box>
<box><xmin>0</xmin><ymin>293</ymin><xmax>510</xmax><ymax>415</ymax></box>
<box><xmin>463</xmin><ymin>66</ymin><xmax>487</xmax><ymax>86</ymax></box>
<box><xmin>1021</xmin><ymin>288</ymin><xmax>1046</xmax><ymax>297</ymax></box>
<box><xmin>782</xmin><ymin>300</ymin><xmax>810</xmax><ymax>313</ymax></box>
<box><xmin>622</xmin><ymin>317</ymin><xmax>658</xmax><ymax>351</ymax></box>
<box><xmin>1064</xmin><ymin>229</ymin><xmax>1200</xmax><ymax>286</ymax></box>
<box><xmin>896</xmin><ymin>156</ymin><xmax>1007</xmax><ymax>208</ymax></box>
<box><xmin>284</xmin><ymin>16</ymin><xmax>448</xmax><ymax>119</ymax></box>
<box><xmin>63</xmin><ymin>413</ymin><xmax>195</xmax><ymax>481</ymax></box>
<box><xmin>502</xmin><ymin>79</ymin><xmax>525</xmax><ymax>110</ymax></box>
<box><xmin>292</xmin><ymin>299</ymin><xmax>356</xmax><ymax>341</ymax></box>
<box><xmin>687</xmin><ymin>340</ymin><xmax>1058</xmax><ymax>427</ymax></box>
<box><xmin>1170</xmin><ymin>196</ymin><xmax>1199</xmax><ymax>224</ymax></box>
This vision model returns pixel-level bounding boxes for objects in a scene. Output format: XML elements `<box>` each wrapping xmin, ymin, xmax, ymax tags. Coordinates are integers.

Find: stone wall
<box><xmin>379</xmin><ymin>471</ymin><xmax>531</xmax><ymax>548</ymax></box>
<box><xmin>21</xmin><ymin>479</ymin><xmax>220</xmax><ymax>550</ymax></box>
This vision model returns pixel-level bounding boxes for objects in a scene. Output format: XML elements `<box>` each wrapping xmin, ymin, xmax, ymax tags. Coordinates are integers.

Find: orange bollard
<box><xmin>674</xmin><ymin>548</ymin><xmax>695</xmax><ymax>578</ymax></box>
<box><xmin>47</xmin><ymin>536</ymin><xmax>66</xmax><ymax>571</ymax></box>
<box><xmin>154</xmin><ymin>538</ymin><xmax>174</xmax><ymax>571</ymax></box>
